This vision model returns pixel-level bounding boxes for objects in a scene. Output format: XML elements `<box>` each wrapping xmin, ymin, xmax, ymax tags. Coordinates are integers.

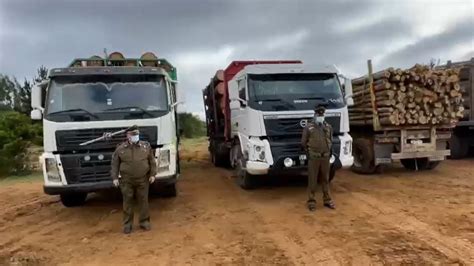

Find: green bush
<box><xmin>0</xmin><ymin>111</ymin><xmax>42</xmax><ymax>176</ymax></box>
<box><xmin>178</xmin><ymin>113</ymin><xmax>206</xmax><ymax>138</ymax></box>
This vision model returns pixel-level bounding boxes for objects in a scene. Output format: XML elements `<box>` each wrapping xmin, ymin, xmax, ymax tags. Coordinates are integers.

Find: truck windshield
<box><xmin>248</xmin><ymin>73</ymin><xmax>345</xmax><ymax>111</ymax></box>
<box><xmin>45</xmin><ymin>75</ymin><xmax>169</xmax><ymax>122</ymax></box>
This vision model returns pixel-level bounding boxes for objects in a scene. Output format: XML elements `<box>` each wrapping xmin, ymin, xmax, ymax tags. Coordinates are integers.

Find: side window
<box><xmin>168</xmin><ymin>81</ymin><xmax>176</xmax><ymax>104</ymax></box>
<box><xmin>238</xmin><ymin>79</ymin><xmax>246</xmax><ymax>100</ymax></box>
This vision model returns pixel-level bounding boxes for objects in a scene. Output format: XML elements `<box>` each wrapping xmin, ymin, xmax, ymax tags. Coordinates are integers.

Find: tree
<box><xmin>178</xmin><ymin>113</ymin><xmax>206</xmax><ymax>138</ymax></box>
<box><xmin>15</xmin><ymin>79</ymin><xmax>32</xmax><ymax>115</ymax></box>
<box><xmin>34</xmin><ymin>65</ymin><xmax>48</xmax><ymax>84</ymax></box>
<box><xmin>0</xmin><ymin>75</ymin><xmax>20</xmax><ymax>110</ymax></box>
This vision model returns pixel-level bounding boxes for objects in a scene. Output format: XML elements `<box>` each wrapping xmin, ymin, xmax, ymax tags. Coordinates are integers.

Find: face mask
<box><xmin>314</xmin><ymin>116</ymin><xmax>325</xmax><ymax>124</ymax></box>
<box><xmin>129</xmin><ymin>135</ymin><xmax>139</xmax><ymax>143</ymax></box>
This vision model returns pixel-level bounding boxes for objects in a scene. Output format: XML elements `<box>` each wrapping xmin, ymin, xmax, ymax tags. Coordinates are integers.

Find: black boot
<box><xmin>307</xmin><ymin>199</ymin><xmax>316</xmax><ymax>212</ymax></box>
<box><xmin>140</xmin><ymin>221</ymin><xmax>151</xmax><ymax>231</ymax></box>
<box><xmin>123</xmin><ymin>225</ymin><xmax>132</xmax><ymax>234</ymax></box>
<box><xmin>324</xmin><ymin>201</ymin><xmax>336</xmax><ymax>210</ymax></box>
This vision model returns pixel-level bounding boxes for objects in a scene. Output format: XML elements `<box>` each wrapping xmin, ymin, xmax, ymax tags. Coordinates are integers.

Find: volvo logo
<box><xmin>300</xmin><ymin>119</ymin><xmax>308</xmax><ymax>128</ymax></box>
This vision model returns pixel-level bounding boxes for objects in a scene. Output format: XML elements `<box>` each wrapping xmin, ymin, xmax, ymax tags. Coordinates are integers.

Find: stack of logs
<box><xmin>213</xmin><ymin>69</ymin><xmax>226</xmax><ymax>116</ymax></box>
<box><xmin>350</xmin><ymin>65</ymin><xmax>464</xmax><ymax>126</ymax></box>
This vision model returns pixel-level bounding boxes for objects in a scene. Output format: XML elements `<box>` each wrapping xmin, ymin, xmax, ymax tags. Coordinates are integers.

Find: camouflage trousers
<box><xmin>307</xmin><ymin>157</ymin><xmax>332</xmax><ymax>203</ymax></box>
<box><xmin>120</xmin><ymin>178</ymin><xmax>150</xmax><ymax>228</ymax></box>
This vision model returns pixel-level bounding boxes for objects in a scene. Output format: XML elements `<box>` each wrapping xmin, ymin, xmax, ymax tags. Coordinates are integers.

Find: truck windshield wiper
<box><xmin>47</xmin><ymin>108</ymin><xmax>99</xmax><ymax>119</ymax></box>
<box><xmin>102</xmin><ymin>106</ymin><xmax>155</xmax><ymax>117</ymax></box>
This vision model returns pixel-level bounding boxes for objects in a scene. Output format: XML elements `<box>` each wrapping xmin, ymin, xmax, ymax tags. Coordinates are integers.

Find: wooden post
<box><xmin>368</xmin><ymin>60</ymin><xmax>380</xmax><ymax>130</ymax></box>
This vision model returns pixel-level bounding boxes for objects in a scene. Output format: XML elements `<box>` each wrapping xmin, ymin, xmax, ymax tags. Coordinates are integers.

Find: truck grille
<box><xmin>55</xmin><ymin>126</ymin><xmax>157</xmax><ymax>151</ymax></box>
<box><xmin>60</xmin><ymin>152</ymin><xmax>113</xmax><ymax>184</ymax></box>
<box><xmin>263</xmin><ymin>116</ymin><xmax>341</xmax><ymax>139</ymax></box>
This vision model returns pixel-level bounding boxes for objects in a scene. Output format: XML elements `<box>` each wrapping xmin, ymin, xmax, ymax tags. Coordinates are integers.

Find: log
<box><xmin>349</xmin><ymin>107</ymin><xmax>394</xmax><ymax>113</ymax></box>
<box><xmin>215</xmin><ymin>70</ymin><xmax>224</xmax><ymax>81</ymax></box>
<box><xmin>352</xmin><ymin>68</ymin><xmax>393</xmax><ymax>85</ymax></box>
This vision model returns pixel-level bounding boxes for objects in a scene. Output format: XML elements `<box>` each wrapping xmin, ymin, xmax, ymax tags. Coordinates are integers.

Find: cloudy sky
<box><xmin>0</xmin><ymin>0</ymin><xmax>472</xmax><ymax>119</ymax></box>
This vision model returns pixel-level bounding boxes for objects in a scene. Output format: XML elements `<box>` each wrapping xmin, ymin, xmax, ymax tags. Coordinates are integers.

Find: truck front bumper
<box><xmin>44</xmin><ymin>175</ymin><xmax>177</xmax><ymax>195</ymax></box>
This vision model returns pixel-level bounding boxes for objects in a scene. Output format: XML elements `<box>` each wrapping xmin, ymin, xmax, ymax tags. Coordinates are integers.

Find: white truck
<box><xmin>30</xmin><ymin>52</ymin><xmax>180</xmax><ymax>207</ymax></box>
<box><xmin>203</xmin><ymin>61</ymin><xmax>354</xmax><ymax>189</ymax></box>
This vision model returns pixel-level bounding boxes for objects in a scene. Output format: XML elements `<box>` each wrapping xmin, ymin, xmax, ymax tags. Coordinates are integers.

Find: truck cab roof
<box><xmin>48</xmin><ymin>66</ymin><xmax>170</xmax><ymax>79</ymax></box>
<box><xmin>235</xmin><ymin>63</ymin><xmax>339</xmax><ymax>78</ymax></box>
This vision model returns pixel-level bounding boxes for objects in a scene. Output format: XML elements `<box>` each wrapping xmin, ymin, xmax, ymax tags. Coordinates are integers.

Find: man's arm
<box><xmin>111</xmin><ymin>148</ymin><xmax>121</xmax><ymax>180</ymax></box>
<box><xmin>148</xmin><ymin>146</ymin><xmax>157</xmax><ymax>177</ymax></box>
<box><xmin>301</xmin><ymin>126</ymin><xmax>309</xmax><ymax>151</ymax></box>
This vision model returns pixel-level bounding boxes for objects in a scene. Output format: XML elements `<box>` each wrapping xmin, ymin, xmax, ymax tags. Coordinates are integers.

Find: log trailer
<box><xmin>30</xmin><ymin>52</ymin><xmax>180</xmax><ymax>207</ymax></box>
<box><xmin>437</xmin><ymin>58</ymin><xmax>474</xmax><ymax>159</ymax></box>
<box><xmin>203</xmin><ymin>61</ymin><xmax>354</xmax><ymax>189</ymax></box>
<box><xmin>349</xmin><ymin>60</ymin><xmax>458</xmax><ymax>173</ymax></box>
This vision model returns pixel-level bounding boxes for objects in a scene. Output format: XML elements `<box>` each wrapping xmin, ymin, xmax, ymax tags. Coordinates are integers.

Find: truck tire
<box><xmin>351</xmin><ymin>138</ymin><xmax>377</xmax><ymax>174</ymax></box>
<box><xmin>449</xmin><ymin>134</ymin><xmax>468</xmax><ymax>159</ymax></box>
<box><xmin>60</xmin><ymin>193</ymin><xmax>87</xmax><ymax>207</ymax></box>
<box><xmin>400</xmin><ymin>158</ymin><xmax>429</xmax><ymax>170</ymax></box>
<box><xmin>211</xmin><ymin>151</ymin><xmax>228</xmax><ymax>167</ymax></box>
<box><xmin>161</xmin><ymin>183</ymin><xmax>177</xmax><ymax>198</ymax></box>
<box><xmin>426</xmin><ymin>161</ymin><xmax>441</xmax><ymax>170</ymax></box>
<box><xmin>235</xmin><ymin>146</ymin><xmax>256</xmax><ymax>190</ymax></box>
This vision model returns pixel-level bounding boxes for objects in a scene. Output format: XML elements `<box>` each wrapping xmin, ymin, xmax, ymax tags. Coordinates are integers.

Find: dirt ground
<box><xmin>1</xmin><ymin>139</ymin><xmax>473</xmax><ymax>265</ymax></box>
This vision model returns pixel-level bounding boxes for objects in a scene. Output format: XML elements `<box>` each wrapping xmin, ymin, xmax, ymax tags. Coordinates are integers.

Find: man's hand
<box><xmin>149</xmin><ymin>176</ymin><xmax>156</xmax><ymax>184</ymax></box>
<box><xmin>113</xmin><ymin>179</ymin><xmax>120</xmax><ymax>187</ymax></box>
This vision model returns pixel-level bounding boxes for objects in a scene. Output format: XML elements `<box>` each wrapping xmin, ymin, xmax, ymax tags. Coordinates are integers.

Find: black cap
<box><xmin>125</xmin><ymin>125</ymin><xmax>139</xmax><ymax>134</ymax></box>
<box><xmin>314</xmin><ymin>104</ymin><xmax>327</xmax><ymax>115</ymax></box>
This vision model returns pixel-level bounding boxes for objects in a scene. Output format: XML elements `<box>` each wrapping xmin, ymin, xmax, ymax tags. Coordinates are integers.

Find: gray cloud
<box><xmin>1</xmin><ymin>0</ymin><xmax>473</xmax><ymax>117</ymax></box>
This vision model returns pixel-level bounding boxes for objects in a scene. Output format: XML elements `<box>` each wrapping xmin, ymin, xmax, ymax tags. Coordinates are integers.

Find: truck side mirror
<box><xmin>229</xmin><ymin>98</ymin><xmax>246</xmax><ymax>109</ymax></box>
<box><xmin>31</xmin><ymin>80</ymin><xmax>48</xmax><ymax>111</ymax></box>
<box><xmin>343</xmin><ymin>78</ymin><xmax>354</xmax><ymax>106</ymax></box>
<box><xmin>171</xmin><ymin>101</ymin><xmax>184</xmax><ymax>109</ymax></box>
<box><xmin>30</xmin><ymin>109</ymin><xmax>43</xmax><ymax>120</ymax></box>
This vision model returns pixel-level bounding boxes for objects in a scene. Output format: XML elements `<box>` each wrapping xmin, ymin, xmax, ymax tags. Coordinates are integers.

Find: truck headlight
<box><xmin>45</xmin><ymin>158</ymin><xmax>61</xmax><ymax>182</ymax></box>
<box><xmin>343</xmin><ymin>140</ymin><xmax>352</xmax><ymax>155</ymax></box>
<box><xmin>253</xmin><ymin>145</ymin><xmax>266</xmax><ymax>162</ymax></box>
<box><xmin>158</xmin><ymin>149</ymin><xmax>170</xmax><ymax>167</ymax></box>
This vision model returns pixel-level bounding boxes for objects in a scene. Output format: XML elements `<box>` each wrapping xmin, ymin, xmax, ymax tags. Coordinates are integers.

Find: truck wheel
<box><xmin>351</xmin><ymin>138</ymin><xmax>377</xmax><ymax>174</ymax></box>
<box><xmin>211</xmin><ymin>151</ymin><xmax>228</xmax><ymax>167</ymax></box>
<box><xmin>329</xmin><ymin>164</ymin><xmax>336</xmax><ymax>183</ymax></box>
<box><xmin>426</xmin><ymin>161</ymin><xmax>441</xmax><ymax>170</ymax></box>
<box><xmin>235</xmin><ymin>147</ymin><xmax>255</xmax><ymax>190</ymax></box>
<box><xmin>400</xmin><ymin>158</ymin><xmax>429</xmax><ymax>170</ymax></box>
<box><xmin>161</xmin><ymin>183</ymin><xmax>177</xmax><ymax>198</ymax></box>
<box><xmin>449</xmin><ymin>134</ymin><xmax>468</xmax><ymax>159</ymax></box>
<box><xmin>60</xmin><ymin>193</ymin><xmax>87</xmax><ymax>207</ymax></box>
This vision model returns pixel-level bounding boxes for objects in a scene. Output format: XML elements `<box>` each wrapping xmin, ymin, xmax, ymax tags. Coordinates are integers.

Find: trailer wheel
<box><xmin>400</xmin><ymin>158</ymin><xmax>429</xmax><ymax>170</ymax></box>
<box><xmin>235</xmin><ymin>147</ymin><xmax>255</xmax><ymax>190</ymax></box>
<box><xmin>351</xmin><ymin>138</ymin><xmax>377</xmax><ymax>174</ymax></box>
<box><xmin>449</xmin><ymin>134</ymin><xmax>468</xmax><ymax>159</ymax></box>
<box><xmin>60</xmin><ymin>193</ymin><xmax>87</xmax><ymax>207</ymax></box>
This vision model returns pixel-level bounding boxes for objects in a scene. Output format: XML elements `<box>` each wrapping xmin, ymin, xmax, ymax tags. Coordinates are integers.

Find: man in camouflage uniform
<box><xmin>111</xmin><ymin>127</ymin><xmax>157</xmax><ymax>234</ymax></box>
<box><xmin>301</xmin><ymin>105</ymin><xmax>336</xmax><ymax>211</ymax></box>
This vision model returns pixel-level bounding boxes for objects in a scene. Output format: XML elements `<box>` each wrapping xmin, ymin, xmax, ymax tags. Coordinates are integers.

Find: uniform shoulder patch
<box><xmin>116</xmin><ymin>141</ymin><xmax>128</xmax><ymax>149</ymax></box>
<box><xmin>139</xmin><ymin>141</ymin><xmax>151</xmax><ymax>148</ymax></box>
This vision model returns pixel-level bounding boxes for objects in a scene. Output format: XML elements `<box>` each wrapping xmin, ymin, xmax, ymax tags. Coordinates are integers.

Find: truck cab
<box><xmin>204</xmin><ymin>61</ymin><xmax>354</xmax><ymax>189</ymax></box>
<box><xmin>30</xmin><ymin>52</ymin><xmax>180</xmax><ymax>206</ymax></box>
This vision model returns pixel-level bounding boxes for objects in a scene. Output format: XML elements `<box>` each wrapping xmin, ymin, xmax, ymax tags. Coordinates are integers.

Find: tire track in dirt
<box><xmin>214</xmin><ymin>167</ymin><xmax>346</xmax><ymax>265</ymax></box>
<box><xmin>348</xmin><ymin>191</ymin><xmax>474</xmax><ymax>264</ymax></box>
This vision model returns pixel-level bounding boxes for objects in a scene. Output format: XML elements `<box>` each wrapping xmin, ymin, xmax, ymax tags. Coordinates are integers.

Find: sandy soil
<box><xmin>1</xmin><ymin>139</ymin><xmax>473</xmax><ymax>265</ymax></box>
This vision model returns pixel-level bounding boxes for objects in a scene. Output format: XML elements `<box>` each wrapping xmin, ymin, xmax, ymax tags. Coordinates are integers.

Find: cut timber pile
<box><xmin>213</xmin><ymin>69</ymin><xmax>226</xmax><ymax>116</ymax></box>
<box><xmin>350</xmin><ymin>64</ymin><xmax>464</xmax><ymax>126</ymax></box>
